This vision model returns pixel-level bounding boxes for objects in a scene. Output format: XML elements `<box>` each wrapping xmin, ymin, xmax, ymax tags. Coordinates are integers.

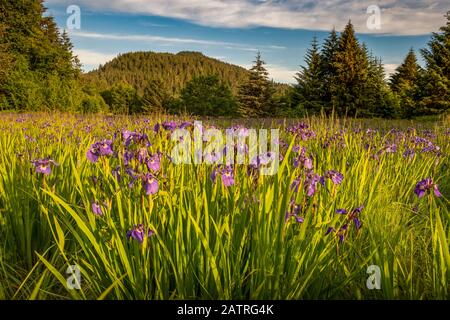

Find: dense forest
<box><xmin>87</xmin><ymin>51</ymin><xmax>250</xmax><ymax>96</ymax></box>
<box><xmin>0</xmin><ymin>1</ymin><xmax>449</xmax><ymax>118</ymax></box>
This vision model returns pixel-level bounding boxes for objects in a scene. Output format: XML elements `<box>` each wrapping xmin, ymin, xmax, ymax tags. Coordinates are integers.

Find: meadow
<box><xmin>0</xmin><ymin>112</ymin><xmax>448</xmax><ymax>300</ymax></box>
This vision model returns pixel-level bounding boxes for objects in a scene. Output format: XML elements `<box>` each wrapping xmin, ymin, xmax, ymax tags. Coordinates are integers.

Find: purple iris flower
<box><xmin>304</xmin><ymin>171</ymin><xmax>323</xmax><ymax>197</ymax></box>
<box><xmin>179</xmin><ymin>121</ymin><xmax>192</xmax><ymax>129</ymax></box>
<box><xmin>162</xmin><ymin>121</ymin><xmax>178</xmax><ymax>131</ymax></box>
<box><xmin>86</xmin><ymin>140</ymin><xmax>113</xmax><ymax>163</ymax></box>
<box><xmin>126</xmin><ymin>224</ymin><xmax>154</xmax><ymax>243</ymax></box>
<box><xmin>123</xmin><ymin>151</ymin><xmax>134</xmax><ymax>166</ymax></box>
<box><xmin>98</xmin><ymin>140</ymin><xmax>114</xmax><ymax>156</ymax></box>
<box><xmin>147</xmin><ymin>153</ymin><xmax>161</xmax><ymax>172</ymax></box>
<box><xmin>285</xmin><ymin>201</ymin><xmax>304</xmax><ymax>223</ymax></box>
<box><xmin>325</xmin><ymin>170</ymin><xmax>344</xmax><ymax>185</ymax></box>
<box><xmin>414</xmin><ymin>178</ymin><xmax>442</xmax><ymax>198</ymax></box>
<box><xmin>221</xmin><ymin>166</ymin><xmax>235</xmax><ymax>187</ymax></box>
<box><xmin>288</xmin><ymin>123</ymin><xmax>316</xmax><ymax>141</ymax></box>
<box><xmin>31</xmin><ymin>158</ymin><xmax>59</xmax><ymax>175</ymax></box>
<box><xmin>142</xmin><ymin>174</ymin><xmax>159</xmax><ymax>195</ymax></box>
<box><xmin>123</xmin><ymin>131</ymin><xmax>150</xmax><ymax>147</ymax></box>
<box><xmin>335</xmin><ymin>205</ymin><xmax>364</xmax><ymax>231</ymax></box>
<box><xmin>91</xmin><ymin>202</ymin><xmax>103</xmax><ymax>216</ymax></box>
<box><xmin>204</xmin><ymin>151</ymin><xmax>222</xmax><ymax>164</ymax></box>
<box><xmin>403</xmin><ymin>148</ymin><xmax>415</xmax><ymax>158</ymax></box>
<box><xmin>326</xmin><ymin>225</ymin><xmax>348</xmax><ymax>243</ymax></box>
<box><xmin>293</xmin><ymin>147</ymin><xmax>313</xmax><ymax>170</ymax></box>
<box><xmin>137</xmin><ymin>147</ymin><xmax>148</xmax><ymax>163</ymax></box>
<box><xmin>210</xmin><ymin>167</ymin><xmax>218</xmax><ymax>183</ymax></box>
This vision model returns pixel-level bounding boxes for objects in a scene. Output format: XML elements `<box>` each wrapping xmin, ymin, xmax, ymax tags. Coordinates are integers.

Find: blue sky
<box><xmin>44</xmin><ymin>0</ymin><xmax>448</xmax><ymax>83</ymax></box>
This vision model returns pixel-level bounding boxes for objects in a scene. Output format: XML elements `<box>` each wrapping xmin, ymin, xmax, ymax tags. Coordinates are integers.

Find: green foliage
<box><xmin>0</xmin><ymin>114</ymin><xmax>448</xmax><ymax>299</ymax></box>
<box><xmin>238</xmin><ymin>52</ymin><xmax>275</xmax><ymax>117</ymax></box>
<box><xmin>331</xmin><ymin>21</ymin><xmax>369</xmax><ymax>116</ymax></box>
<box><xmin>0</xmin><ymin>0</ymin><xmax>81</xmax><ymax>111</ymax></box>
<box><xmin>390</xmin><ymin>49</ymin><xmax>422</xmax><ymax>118</ymax></box>
<box><xmin>141</xmin><ymin>79</ymin><xmax>171</xmax><ymax>114</ymax></box>
<box><xmin>419</xmin><ymin>11</ymin><xmax>450</xmax><ymax>115</ymax></box>
<box><xmin>101</xmin><ymin>81</ymin><xmax>141</xmax><ymax>115</ymax></box>
<box><xmin>174</xmin><ymin>75</ymin><xmax>237</xmax><ymax>116</ymax></box>
<box><xmin>0</xmin><ymin>2</ymin><xmax>448</xmax><ymax>119</ymax></box>
<box><xmin>292</xmin><ymin>37</ymin><xmax>324</xmax><ymax>115</ymax></box>
<box><xmin>86</xmin><ymin>51</ymin><xmax>250</xmax><ymax>97</ymax></box>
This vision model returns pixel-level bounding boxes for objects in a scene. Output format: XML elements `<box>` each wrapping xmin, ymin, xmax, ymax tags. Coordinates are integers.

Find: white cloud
<box><xmin>266</xmin><ymin>64</ymin><xmax>297</xmax><ymax>83</ymax></box>
<box><xmin>70</xmin><ymin>31</ymin><xmax>279</xmax><ymax>52</ymax></box>
<box><xmin>384</xmin><ymin>63</ymin><xmax>398</xmax><ymax>78</ymax></box>
<box><xmin>240</xmin><ymin>63</ymin><xmax>296</xmax><ymax>83</ymax></box>
<box><xmin>73</xmin><ymin>49</ymin><xmax>116</xmax><ymax>70</ymax></box>
<box><xmin>45</xmin><ymin>0</ymin><xmax>448</xmax><ymax>35</ymax></box>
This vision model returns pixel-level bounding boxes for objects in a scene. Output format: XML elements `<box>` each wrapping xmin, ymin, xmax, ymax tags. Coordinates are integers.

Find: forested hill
<box><xmin>85</xmin><ymin>51</ymin><xmax>254</xmax><ymax>96</ymax></box>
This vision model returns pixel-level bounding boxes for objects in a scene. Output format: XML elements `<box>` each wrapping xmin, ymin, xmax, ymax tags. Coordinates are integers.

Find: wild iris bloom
<box><xmin>142</xmin><ymin>174</ymin><xmax>159</xmax><ymax>195</ymax></box>
<box><xmin>336</xmin><ymin>205</ymin><xmax>364</xmax><ymax>231</ymax></box>
<box><xmin>162</xmin><ymin>121</ymin><xmax>178</xmax><ymax>131</ymax></box>
<box><xmin>147</xmin><ymin>153</ymin><xmax>161</xmax><ymax>172</ymax></box>
<box><xmin>137</xmin><ymin>147</ymin><xmax>148</xmax><ymax>163</ymax></box>
<box><xmin>293</xmin><ymin>147</ymin><xmax>313</xmax><ymax>170</ymax></box>
<box><xmin>326</xmin><ymin>224</ymin><xmax>349</xmax><ymax>243</ymax></box>
<box><xmin>123</xmin><ymin>131</ymin><xmax>150</xmax><ymax>147</ymax></box>
<box><xmin>91</xmin><ymin>202</ymin><xmax>103</xmax><ymax>216</ymax></box>
<box><xmin>126</xmin><ymin>224</ymin><xmax>154</xmax><ymax>243</ymax></box>
<box><xmin>87</xmin><ymin>140</ymin><xmax>113</xmax><ymax>163</ymax></box>
<box><xmin>304</xmin><ymin>171</ymin><xmax>324</xmax><ymax>197</ymax></box>
<box><xmin>31</xmin><ymin>158</ymin><xmax>59</xmax><ymax>175</ymax></box>
<box><xmin>414</xmin><ymin>178</ymin><xmax>442</xmax><ymax>198</ymax></box>
<box><xmin>324</xmin><ymin>170</ymin><xmax>344</xmax><ymax>185</ymax></box>
<box><xmin>285</xmin><ymin>201</ymin><xmax>304</xmax><ymax>223</ymax></box>
<box><xmin>221</xmin><ymin>166</ymin><xmax>235</xmax><ymax>187</ymax></box>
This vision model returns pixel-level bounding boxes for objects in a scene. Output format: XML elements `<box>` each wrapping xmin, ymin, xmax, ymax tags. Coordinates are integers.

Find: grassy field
<box><xmin>0</xmin><ymin>112</ymin><xmax>448</xmax><ymax>299</ymax></box>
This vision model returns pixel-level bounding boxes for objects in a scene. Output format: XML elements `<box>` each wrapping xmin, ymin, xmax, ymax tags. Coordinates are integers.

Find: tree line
<box><xmin>0</xmin><ymin>1</ymin><xmax>448</xmax><ymax>118</ymax></box>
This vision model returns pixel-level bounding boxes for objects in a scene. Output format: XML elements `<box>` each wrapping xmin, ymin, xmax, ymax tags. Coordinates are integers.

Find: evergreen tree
<box><xmin>292</xmin><ymin>36</ymin><xmax>323</xmax><ymax>115</ymax></box>
<box><xmin>0</xmin><ymin>0</ymin><xmax>81</xmax><ymax>110</ymax></box>
<box><xmin>320</xmin><ymin>28</ymin><xmax>339</xmax><ymax>114</ymax></box>
<box><xmin>419</xmin><ymin>11</ymin><xmax>450</xmax><ymax>115</ymax></box>
<box><xmin>141</xmin><ymin>79</ymin><xmax>170</xmax><ymax>113</ymax></box>
<box><xmin>364</xmin><ymin>52</ymin><xmax>400</xmax><ymax>118</ymax></box>
<box><xmin>176</xmin><ymin>75</ymin><xmax>237</xmax><ymax>116</ymax></box>
<box><xmin>101</xmin><ymin>81</ymin><xmax>141</xmax><ymax>115</ymax></box>
<box><xmin>238</xmin><ymin>52</ymin><xmax>273</xmax><ymax>117</ymax></box>
<box><xmin>390</xmin><ymin>48</ymin><xmax>422</xmax><ymax>117</ymax></box>
<box><xmin>332</xmin><ymin>21</ymin><xmax>369</xmax><ymax>116</ymax></box>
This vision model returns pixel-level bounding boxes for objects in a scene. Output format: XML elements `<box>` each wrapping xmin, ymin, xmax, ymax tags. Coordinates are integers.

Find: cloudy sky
<box><xmin>44</xmin><ymin>0</ymin><xmax>448</xmax><ymax>83</ymax></box>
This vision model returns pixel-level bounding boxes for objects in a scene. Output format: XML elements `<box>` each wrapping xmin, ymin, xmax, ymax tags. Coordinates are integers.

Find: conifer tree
<box><xmin>332</xmin><ymin>21</ymin><xmax>369</xmax><ymax>116</ymax></box>
<box><xmin>390</xmin><ymin>48</ymin><xmax>422</xmax><ymax>117</ymax></box>
<box><xmin>238</xmin><ymin>52</ymin><xmax>273</xmax><ymax>117</ymax></box>
<box><xmin>320</xmin><ymin>28</ymin><xmax>339</xmax><ymax>114</ymax></box>
<box><xmin>292</xmin><ymin>36</ymin><xmax>323</xmax><ymax>115</ymax></box>
<box><xmin>141</xmin><ymin>79</ymin><xmax>170</xmax><ymax>113</ymax></box>
<box><xmin>1</xmin><ymin>0</ymin><xmax>81</xmax><ymax>110</ymax></box>
<box><xmin>419</xmin><ymin>11</ymin><xmax>450</xmax><ymax>115</ymax></box>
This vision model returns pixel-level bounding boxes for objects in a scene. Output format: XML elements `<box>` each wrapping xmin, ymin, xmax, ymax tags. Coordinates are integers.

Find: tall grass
<box><xmin>0</xmin><ymin>113</ymin><xmax>448</xmax><ymax>299</ymax></box>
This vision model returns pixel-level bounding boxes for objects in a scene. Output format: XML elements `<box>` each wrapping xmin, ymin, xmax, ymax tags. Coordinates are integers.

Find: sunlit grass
<box><xmin>0</xmin><ymin>112</ymin><xmax>448</xmax><ymax>300</ymax></box>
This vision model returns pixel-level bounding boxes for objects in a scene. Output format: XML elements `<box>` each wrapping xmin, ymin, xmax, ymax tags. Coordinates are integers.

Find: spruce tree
<box><xmin>332</xmin><ymin>21</ymin><xmax>369</xmax><ymax>116</ymax></box>
<box><xmin>1</xmin><ymin>0</ymin><xmax>81</xmax><ymax>110</ymax></box>
<box><xmin>320</xmin><ymin>28</ymin><xmax>339</xmax><ymax>114</ymax></box>
<box><xmin>390</xmin><ymin>48</ymin><xmax>422</xmax><ymax>117</ymax></box>
<box><xmin>238</xmin><ymin>52</ymin><xmax>273</xmax><ymax>117</ymax></box>
<box><xmin>141</xmin><ymin>79</ymin><xmax>170</xmax><ymax>113</ymax></box>
<box><xmin>419</xmin><ymin>11</ymin><xmax>450</xmax><ymax>115</ymax></box>
<box><xmin>364</xmin><ymin>52</ymin><xmax>400</xmax><ymax>118</ymax></box>
<box><xmin>292</xmin><ymin>36</ymin><xmax>323</xmax><ymax>115</ymax></box>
